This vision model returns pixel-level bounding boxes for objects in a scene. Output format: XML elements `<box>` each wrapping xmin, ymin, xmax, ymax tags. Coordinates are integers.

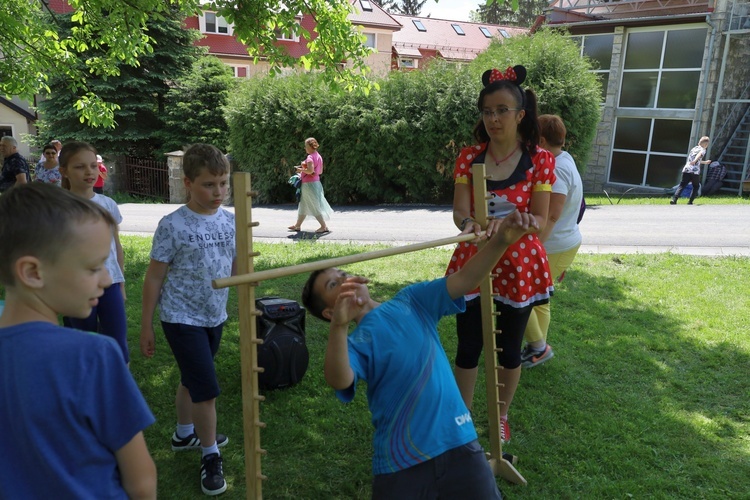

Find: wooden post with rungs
<box><xmin>233</xmin><ymin>173</ymin><xmax>266</xmax><ymax>499</ymax></box>
<box><xmin>471</xmin><ymin>163</ymin><xmax>527</xmax><ymax>485</ymax></box>
<box><xmin>222</xmin><ymin>170</ymin><xmax>526</xmax><ymax>497</ymax></box>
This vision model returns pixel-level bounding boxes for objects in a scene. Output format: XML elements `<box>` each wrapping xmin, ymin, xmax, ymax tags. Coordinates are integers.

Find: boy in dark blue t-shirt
<box><xmin>0</xmin><ymin>183</ymin><xmax>156</xmax><ymax>498</ymax></box>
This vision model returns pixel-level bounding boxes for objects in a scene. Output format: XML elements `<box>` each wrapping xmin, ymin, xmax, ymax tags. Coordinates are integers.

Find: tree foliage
<box><xmin>158</xmin><ymin>56</ymin><xmax>237</xmax><ymax>155</ymax></box>
<box><xmin>474</xmin><ymin>0</ymin><xmax>547</xmax><ymax>27</ymax></box>
<box><xmin>381</xmin><ymin>0</ymin><xmax>428</xmax><ymax>16</ymax></box>
<box><xmin>226</xmin><ymin>28</ymin><xmax>601</xmax><ymax>205</ymax></box>
<box><xmin>1</xmin><ymin>0</ymin><xmax>377</xmax><ymax>128</ymax></box>
<box><xmin>34</xmin><ymin>9</ymin><xmax>201</xmax><ymax>157</ymax></box>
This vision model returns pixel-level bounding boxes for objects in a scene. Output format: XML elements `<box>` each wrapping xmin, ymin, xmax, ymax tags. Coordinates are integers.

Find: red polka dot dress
<box><xmin>446</xmin><ymin>143</ymin><xmax>556</xmax><ymax>307</ymax></box>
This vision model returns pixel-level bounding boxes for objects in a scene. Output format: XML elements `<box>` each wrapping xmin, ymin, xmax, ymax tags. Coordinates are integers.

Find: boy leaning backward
<box><xmin>302</xmin><ymin>209</ymin><xmax>539</xmax><ymax>499</ymax></box>
<box><xmin>140</xmin><ymin>144</ymin><xmax>236</xmax><ymax>496</ymax></box>
<box><xmin>0</xmin><ymin>183</ymin><xmax>156</xmax><ymax>498</ymax></box>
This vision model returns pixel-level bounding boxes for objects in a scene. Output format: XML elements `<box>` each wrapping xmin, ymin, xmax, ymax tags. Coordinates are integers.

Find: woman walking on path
<box><xmin>288</xmin><ymin>137</ymin><xmax>333</xmax><ymax>233</ymax></box>
<box><xmin>446</xmin><ymin>66</ymin><xmax>556</xmax><ymax>444</ymax></box>
<box><xmin>670</xmin><ymin>136</ymin><xmax>711</xmax><ymax>205</ymax></box>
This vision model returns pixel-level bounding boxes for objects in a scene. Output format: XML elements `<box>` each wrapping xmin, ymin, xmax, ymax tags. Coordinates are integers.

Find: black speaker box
<box><xmin>255</xmin><ymin>297</ymin><xmax>309</xmax><ymax>390</ymax></box>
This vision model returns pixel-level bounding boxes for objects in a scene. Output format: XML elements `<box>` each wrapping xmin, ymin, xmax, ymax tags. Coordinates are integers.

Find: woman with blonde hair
<box><xmin>288</xmin><ymin>137</ymin><xmax>333</xmax><ymax>233</ymax></box>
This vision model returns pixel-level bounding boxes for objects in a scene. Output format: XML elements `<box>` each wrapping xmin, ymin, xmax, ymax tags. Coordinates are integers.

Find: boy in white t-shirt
<box><xmin>140</xmin><ymin>144</ymin><xmax>236</xmax><ymax>496</ymax></box>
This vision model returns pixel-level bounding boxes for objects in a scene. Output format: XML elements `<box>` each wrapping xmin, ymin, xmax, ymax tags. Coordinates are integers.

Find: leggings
<box><xmin>455</xmin><ymin>297</ymin><xmax>535</xmax><ymax>370</ymax></box>
<box><xmin>64</xmin><ymin>283</ymin><xmax>129</xmax><ymax>363</ymax></box>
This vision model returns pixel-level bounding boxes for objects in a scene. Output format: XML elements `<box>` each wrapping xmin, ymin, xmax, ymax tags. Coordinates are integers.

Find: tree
<box><xmin>158</xmin><ymin>56</ymin><xmax>237</xmax><ymax>155</ymax></box>
<box><xmin>34</xmin><ymin>9</ymin><xmax>202</xmax><ymax>156</ymax></box>
<box><xmin>1</xmin><ymin>0</ymin><xmax>375</xmax><ymax>128</ymax></box>
<box><xmin>476</xmin><ymin>0</ymin><xmax>547</xmax><ymax>27</ymax></box>
<box><xmin>475</xmin><ymin>0</ymin><xmax>512</xmax><ymax>24</ymax></box>
<box><xmin>381</xmin><ymin>0</ymin><xmax>428</xmax><ymax>16</ymax></box>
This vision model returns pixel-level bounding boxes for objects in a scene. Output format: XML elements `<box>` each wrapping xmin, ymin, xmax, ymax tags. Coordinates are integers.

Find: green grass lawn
<box><xmin>585</xmin><ymin>193</ymin><xmax>750</xmax><ymax>206</ymax></box>
<box><xmin>124</xmin><ymin>238</ymin><xmax>750</xmax><ymax>498</ymax></box>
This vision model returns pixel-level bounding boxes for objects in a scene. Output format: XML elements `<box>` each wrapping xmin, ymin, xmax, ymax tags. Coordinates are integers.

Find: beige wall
<box><xmin>0</xmin><ymin>107</ymin><xmax>34</xmax><ymax>157</ymax></box>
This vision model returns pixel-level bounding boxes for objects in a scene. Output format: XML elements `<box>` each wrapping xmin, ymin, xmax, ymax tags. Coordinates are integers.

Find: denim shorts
<box><xmin>162</xmin><ymin>321</ymin><xmax>223</xmax><ymax>403</ymax></box>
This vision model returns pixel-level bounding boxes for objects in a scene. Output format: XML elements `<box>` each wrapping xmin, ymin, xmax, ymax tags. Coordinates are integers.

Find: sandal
<box><xmin>315</xmin><ymin>227</ymin><xmax>330</xmax><ymax>234</ymax></box>
<box><xmin>288</xmin><ymin>225</ymin><xmax>300</xmax><ymax>231</ymax></box>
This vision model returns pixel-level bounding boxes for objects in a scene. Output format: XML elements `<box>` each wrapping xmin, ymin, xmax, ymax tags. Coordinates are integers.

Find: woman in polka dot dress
<box><xmin>446</xmin><ymin>65</ymin><xmax>556</xmax><ymax>444</ymax></box>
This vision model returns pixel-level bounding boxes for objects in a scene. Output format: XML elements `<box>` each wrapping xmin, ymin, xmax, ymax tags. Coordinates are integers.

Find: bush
<box><xmin>226</xmin><ymin>29</ymin><xmax>601</xmax><ymax>204</ymax></box>
<box><xmin>157</xmin><ymin>56</ymin><xmax>236</xmax><ymax>156</ymax></box>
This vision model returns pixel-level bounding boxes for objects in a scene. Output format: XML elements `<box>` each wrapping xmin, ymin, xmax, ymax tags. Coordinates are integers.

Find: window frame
<box><xmin>201</xmin><ymin>11</ymin><xmax>232</xmax><ymax>35</ymax></box>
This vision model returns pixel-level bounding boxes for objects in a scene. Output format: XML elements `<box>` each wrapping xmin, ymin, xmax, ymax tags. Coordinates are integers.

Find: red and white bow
<box><xmin>489</xmin><ymin>66</ymin><xmax>517</xmax><ymax>84</ymax></box>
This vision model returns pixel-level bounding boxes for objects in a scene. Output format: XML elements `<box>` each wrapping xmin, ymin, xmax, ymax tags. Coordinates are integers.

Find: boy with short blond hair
<box><xmin>0</xmin><ymin>183</ymin><xmax>156</xmax><ymax>498</ymax></box>
<box><xmin>140</xmin><ymin>143</ymin><xmax>235</xmax><ymax>496</ymax></box>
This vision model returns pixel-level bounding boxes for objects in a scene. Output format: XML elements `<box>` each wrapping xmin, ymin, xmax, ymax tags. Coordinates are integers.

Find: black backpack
<box><xmin>255</xmin><ymin>297</ymin><xmax>309</xmax><ymax>390</ymax></box>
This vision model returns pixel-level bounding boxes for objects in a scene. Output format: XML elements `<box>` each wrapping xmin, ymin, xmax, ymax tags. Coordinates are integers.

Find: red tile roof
<box><xmin>391</xmin><ymin>14</ymin><xmax>527</xmax><ymax>61</ymax></box>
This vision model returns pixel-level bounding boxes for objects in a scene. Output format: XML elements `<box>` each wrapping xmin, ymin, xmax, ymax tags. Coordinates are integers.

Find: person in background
<box><xmin>0</xmin><ymin>136</ymin><xmax>30</xmax><ymax>193</ymax></box>
<box><xmin>702</xmin><ymin>161</ymin><xmax>726</xmax><ymax>196</ymax></box>
<box><xmin>35</xmin><ymin>143</ymin><xmax>62</xmax><ymax>187</ymax></box>
<box><xmin>521</xmin><ymin>115</ymin><xmax>583</xmax><ymax>368</ymax></box>
<box><xmin>670</xmin><ymin>136</ymin><xmax>711</xmax><ymax>205</ymax></box>
<box><xmin>288</xmin><ymin>137</ymin><xmax>333</xmax><ymax>234</ymax></box>
<box><xmin>59</xmin><ymin>142</ymin><xmax>129</xmax><ymax>365</ymax></box>
<box><xmin>446</xmin><ymin>65</ymin><xmax>555</xmax><ymax>444</ymax></box>
<box><xmin>94</xmin><ymin>154</ymin><xmax>109</xmax><ymax>194</ymax></box>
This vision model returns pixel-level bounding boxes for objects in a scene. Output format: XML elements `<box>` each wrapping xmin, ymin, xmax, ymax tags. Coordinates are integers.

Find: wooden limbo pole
<box><xmin>216</xmin><ymin>171</ymin><xmax>525</xmax><ymax>499</ymax></box>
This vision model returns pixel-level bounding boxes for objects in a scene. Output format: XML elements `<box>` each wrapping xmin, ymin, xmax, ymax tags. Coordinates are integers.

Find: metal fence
<box><xmin>122</xmin><ymin>156</ymin><xmax>169</xmax><ymax>201</ymax></box>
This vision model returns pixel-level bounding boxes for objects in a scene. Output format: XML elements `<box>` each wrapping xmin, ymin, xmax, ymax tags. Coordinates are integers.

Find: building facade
<box><xmin>544</xmin><ymin>0</ymin><xmax>750</xmax><ymax>195</ymax></box>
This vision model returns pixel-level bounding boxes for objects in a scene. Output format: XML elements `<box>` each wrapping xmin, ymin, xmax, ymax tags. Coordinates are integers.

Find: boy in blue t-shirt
<box><xmin>140</xmin><ymin>143</ymin><xmax>235</xmax><ymax>496</ymax></box>
<box><xmin>302</xmin><ymin>209</ymin><xmax>538</xmax><ymax>499</ymax></box>
<box><xmin>0</xmin><ymin>183</ymin><xmax>156</xmax><ymax>498</ymax></box>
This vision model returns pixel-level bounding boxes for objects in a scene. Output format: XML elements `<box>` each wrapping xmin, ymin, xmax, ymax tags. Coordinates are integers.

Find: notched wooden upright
<box><xmin>471</xmin><ymin>163</ymin><xmax>526</xmax><ymax>486</ymax></box>
<box><xmin>233</xmin><ymin>172</ymin><xmax>266</xmax><ymax>499</ymax></box>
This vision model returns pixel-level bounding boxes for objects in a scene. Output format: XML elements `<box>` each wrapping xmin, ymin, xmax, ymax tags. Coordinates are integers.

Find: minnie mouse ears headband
<box><xmin>481</xmin><ymin>65</ymin><xmax>527</xmax><ymax>88</ymax></box>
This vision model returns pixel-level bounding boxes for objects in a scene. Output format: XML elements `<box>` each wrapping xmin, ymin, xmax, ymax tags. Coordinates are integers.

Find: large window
<box><xmin>609</xmin><ymin>26</ymin><xmax>708</xmax><ymax>188</ymax></box>
<box><xmin>619</xmin><ymin>28</ymin><xmax>706</xmax><ymax>109</ymax></box>
<box><xmin>571</xmin><ymin>33</ymin><xmax>613</xmax><ymax>101</ymax></box>
<box><xmin>610</xmin><ymin>118</ymin><xmax>694</xmax><ymax>188</ymax></box>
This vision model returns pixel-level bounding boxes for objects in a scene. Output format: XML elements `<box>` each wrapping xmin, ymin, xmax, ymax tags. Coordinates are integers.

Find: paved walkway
<box><xmin>118</xmin><ymin>202</ymin><xmax>750</xmax><ymax>256</ymax></box>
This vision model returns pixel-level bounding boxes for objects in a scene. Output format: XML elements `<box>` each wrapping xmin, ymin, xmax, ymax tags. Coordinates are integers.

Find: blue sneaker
<box><xmin>521</xmin><ymin>344</ymin><xmax>554</xmax><ymax>368</ymax></box>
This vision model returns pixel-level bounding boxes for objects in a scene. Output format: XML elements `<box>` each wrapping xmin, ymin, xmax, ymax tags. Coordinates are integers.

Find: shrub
<box><xmin>226</xmin><ymin>29</ymin><xmax>601</xmax><ymax>204</ymax></box>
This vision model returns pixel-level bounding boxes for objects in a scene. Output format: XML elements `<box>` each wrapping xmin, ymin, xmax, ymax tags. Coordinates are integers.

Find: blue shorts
<box><xmin>163</xmin><ymin>322</ymin><xmax>223</xmax><ymax>403</ymax></box>
<box><xmin>372</xmin><ymin>439</ymin><xmax>502</xmax><ymax>499</ymax></box>
<box><xmin>64</xmin><ymin>283</ymin><xmax>129</xmax><ymax>363</ymax></box>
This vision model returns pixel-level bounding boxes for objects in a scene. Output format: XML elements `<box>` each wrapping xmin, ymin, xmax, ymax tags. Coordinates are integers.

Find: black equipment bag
<box><xmin>255</xmin><ymin>297</ymin><xmax>309</xmax><ymax>390</ymax></box>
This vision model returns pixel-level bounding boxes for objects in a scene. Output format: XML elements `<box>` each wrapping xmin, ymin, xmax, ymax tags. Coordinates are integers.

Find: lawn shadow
<box><xmin>492</xmin><ymin>255</ymin><xmax>750</xmax><ymax>497</ymax></box>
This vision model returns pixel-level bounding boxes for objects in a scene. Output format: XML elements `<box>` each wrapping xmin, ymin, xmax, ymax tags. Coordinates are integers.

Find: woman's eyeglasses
<box><xmin>482</xmin><ymin>107</ymin><xmax>521</xmax><ymax>119</ymax></box>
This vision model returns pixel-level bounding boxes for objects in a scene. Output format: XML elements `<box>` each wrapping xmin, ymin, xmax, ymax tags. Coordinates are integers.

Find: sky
<box><xmin>420</xmin><ymin>0</ymin><xmax>477</xmax><ymax>22</ymax></box>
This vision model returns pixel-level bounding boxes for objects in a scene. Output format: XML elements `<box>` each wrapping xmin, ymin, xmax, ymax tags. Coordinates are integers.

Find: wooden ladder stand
<box><xmin>472</xmin><ymin>163</ymin><xmax>527</xmax><ymax>485</ymax></box>
<box><xmin>233</xmin><ymin>173</ymin><xmax>266</xmax><ymax>499</ymax></box>
<box><xmin>220</xmin><ymin>171</ymin><xmax>527</xmax><ymax>499</ymax></box>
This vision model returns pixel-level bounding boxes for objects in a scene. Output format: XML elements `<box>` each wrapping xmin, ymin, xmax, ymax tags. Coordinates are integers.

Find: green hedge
<box><xmin>226</xmin><ymin>29</ymin><xmax>600</xmax><ymax>205</ymax></box>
